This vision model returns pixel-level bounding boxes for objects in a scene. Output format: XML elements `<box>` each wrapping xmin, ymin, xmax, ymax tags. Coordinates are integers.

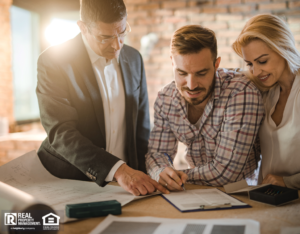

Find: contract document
<box><xmin>162</xmin><ymin>188</ymin><xmax>249</xmax><ymax>212</ymax></box>
<box><xmin>89</xmin><ymin>215</ymin><xmax>260</xmax><ymax>234</ymax></box>
<box><xmin>0</xmin><ymin>151</ymin><xmax>159</xmax><ymax>223</ymax></box>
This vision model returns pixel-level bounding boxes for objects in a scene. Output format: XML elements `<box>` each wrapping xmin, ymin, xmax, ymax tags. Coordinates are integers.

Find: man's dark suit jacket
<box><xmin>36</xmin><ymin>34</ymin><xmax>150</xmax><ymax>187</ymax></box>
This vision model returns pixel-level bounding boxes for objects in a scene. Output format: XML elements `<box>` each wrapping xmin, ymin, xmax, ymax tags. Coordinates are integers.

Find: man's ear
<box><xmin>170</xmin><ymin>55</ymin><xmax>174</xmax><ymax>67</ymax></box>
<box><xmin>214</xmin><ymin>57</ymin><xmax>221</xmax><ymax>70</ymax></box>
<box><xmin>77</xmin><ymin>21</ymin><xmax>87</xmax><ymax>35</ymax></box>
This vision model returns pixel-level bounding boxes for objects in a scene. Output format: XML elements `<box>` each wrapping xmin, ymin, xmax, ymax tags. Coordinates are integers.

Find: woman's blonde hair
<box><xmin>232</xmin><ymin>14</ymin><xmax>300</xmax><ymax>91</ymax></box>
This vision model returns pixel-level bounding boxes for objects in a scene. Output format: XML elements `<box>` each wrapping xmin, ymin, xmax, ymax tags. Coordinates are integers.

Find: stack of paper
<box><xmin>0</xmin><ymin>151</ymin><xmax>159</xmax><ymax>223</ymax></box>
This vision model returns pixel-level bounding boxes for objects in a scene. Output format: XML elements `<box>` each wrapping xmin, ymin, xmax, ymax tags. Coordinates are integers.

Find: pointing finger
<box><xmin>150</xmin><ymin>179</ymin><xmax>170</xmax><ymax>194</ymax></box>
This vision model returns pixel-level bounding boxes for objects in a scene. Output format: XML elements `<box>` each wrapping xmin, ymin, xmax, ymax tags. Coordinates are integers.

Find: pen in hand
<box><xmin>164</xmin><ymin>153</ymin><xmax>186</xmax><ymax>191</ymax></box>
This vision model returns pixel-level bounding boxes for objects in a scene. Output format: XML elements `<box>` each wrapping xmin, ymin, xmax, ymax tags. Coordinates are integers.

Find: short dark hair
<box><xmin>80</xmin><ymin>0</ymin><xmax>127</xmax><ymax>25</ymax></box>
<box><xmin>171</xmin><ymin>25</ymin><xmax>218</xmax><ymax>62</ymax></box>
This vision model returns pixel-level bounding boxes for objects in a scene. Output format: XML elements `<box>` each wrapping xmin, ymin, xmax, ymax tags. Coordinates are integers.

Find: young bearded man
<box><xmin>36</xmin><ymin>0</ymin><xmax>168</xmax><ymax>196</ymax></box>
<box><xmin>146</xmin><ymin>25</ymin><xmax>264</xmax><ymax>190</ymax></box>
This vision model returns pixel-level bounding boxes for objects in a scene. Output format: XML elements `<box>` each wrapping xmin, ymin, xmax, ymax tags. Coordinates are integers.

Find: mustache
<box><xmin>181</xmin><ymin>87</ymin><xmax>206</xmax><ymax>92</ymax></box>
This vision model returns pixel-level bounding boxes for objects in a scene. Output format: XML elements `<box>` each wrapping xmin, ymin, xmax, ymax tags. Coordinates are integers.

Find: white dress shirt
<box><xmin>259</xmin><ymin>74</ymin><xmax>300</xmax><ymax>184</ymax></box>
<box><xmin>82</xmin><ymin>35</ymin><xmax>126</xmax><ymax>181</ymax></box>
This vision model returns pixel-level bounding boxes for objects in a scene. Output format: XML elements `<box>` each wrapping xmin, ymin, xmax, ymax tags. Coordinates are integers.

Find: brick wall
<box><xmin>0</xmin><ymin>130</ymin><xmax>46</xmax><ymax>166</ymax></box>
<box><xmin>0</xmin><ymin>0</ymin><xmax>300</xmax><ymax>166</ymax></box>
<box><xmin>0</xmin><ymin>0</ymin><xmax>44</xmax><ymax>166</ymax></box>
<box><xmin>0</xmin><ymin>0</ymin><xmax>14</xmax><ymax>125</ymax></box>
<box><xmin>124</xmin><ymin>0</ymin><xmax>300</xmax><ymax>122</ymax></box>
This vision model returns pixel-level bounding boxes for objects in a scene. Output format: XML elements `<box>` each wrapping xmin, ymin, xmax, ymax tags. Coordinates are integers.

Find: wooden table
<box><xmin>59</xmin><ymin>183</ymin><xmax>300</xmax><ymax>234</ymax></box>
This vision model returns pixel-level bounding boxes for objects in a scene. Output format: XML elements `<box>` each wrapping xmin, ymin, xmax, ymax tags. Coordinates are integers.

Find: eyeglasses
<box><xmin>86</xmin><ymin>22</ymin><xmax>131</xmax><ymax>44</ymax></box>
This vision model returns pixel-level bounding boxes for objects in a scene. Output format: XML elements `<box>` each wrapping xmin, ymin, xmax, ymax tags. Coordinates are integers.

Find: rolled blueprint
<box><xmin>0</xmin><ymin>182</ymin><xmax>57</xmax><ymax>234</ymax></box>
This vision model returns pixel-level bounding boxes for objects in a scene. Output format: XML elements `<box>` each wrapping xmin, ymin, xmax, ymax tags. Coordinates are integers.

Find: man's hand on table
<box><xmin>158</xmin><ymin>167</ymin><xmax>188</xmax><ymax>191</ymax></box>
<box><xmin>114</xmin><ymin>164</ymin><xmax>170</xmax><ymax>196</ymax></box>
<box><xmin>262</xmin><ymin>174</ymin><xmax>286</xmax><ymax>187</ymax></box>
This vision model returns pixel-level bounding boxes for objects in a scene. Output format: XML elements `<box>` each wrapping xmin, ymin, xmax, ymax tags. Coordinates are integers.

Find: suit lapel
<box><xmin>119</xmin><ymin>48</ymin><xmax>133</xmax><ymax>101</ymax></box>
<box><xmin>119</xmin><ymin>48</ymin><xmax>134</xmax><ymax>162</ymax></box>
<box><xmin>72</xmin><ymin>34</ymin><xmax>106</xmax><ymax>145</ymax></box>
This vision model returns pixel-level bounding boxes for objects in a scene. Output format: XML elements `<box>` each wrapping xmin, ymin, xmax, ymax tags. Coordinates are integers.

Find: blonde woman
<box><xmin>232</xmin><ymin>14</ymin><xmax>300</xmax><ymax>189</ymax></box>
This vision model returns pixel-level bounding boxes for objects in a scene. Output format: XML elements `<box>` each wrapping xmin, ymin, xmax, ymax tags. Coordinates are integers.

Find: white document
<box><xmin>0</xmin><ymin>151</ymin><xmax>159</xmax><ymax>223</ymax></box>
<box><xmin>224</xmin><ymin>180</ymin><xmax>270</xmax><ymax>194</ymax></box>
<box><xmin>281</xmin><ymin>227</ymin><xmax>300</xmax><ymax>234</ymax></box>
<box><xmin>89</xmin><ymin>215</ymin><xmax>260</xmax><ymax>234</ymax></box>
<box><xmin>162</xmin><ymin>188</ymin><xmax>247</xmax><ymax>211</ymax></box>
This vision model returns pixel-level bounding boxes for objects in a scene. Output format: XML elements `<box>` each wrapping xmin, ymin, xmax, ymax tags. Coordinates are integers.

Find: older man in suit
<box><xmin>36</xmin><ymin>0</ymin><xmax>168</xmax><ymax>196</ymax></box>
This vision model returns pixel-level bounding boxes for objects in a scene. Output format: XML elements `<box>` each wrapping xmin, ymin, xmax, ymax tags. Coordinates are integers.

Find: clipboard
<box><xmin>161</xmin><ymin>188</ymin><xmax>251</xmax><ymax>213</ymax></box>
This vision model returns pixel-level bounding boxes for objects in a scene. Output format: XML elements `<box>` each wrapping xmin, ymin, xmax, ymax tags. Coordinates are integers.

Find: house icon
<box><xmin>42</xmin><ymin>213</ymin><xmax>60</xmax><ymax>225</ymax></box>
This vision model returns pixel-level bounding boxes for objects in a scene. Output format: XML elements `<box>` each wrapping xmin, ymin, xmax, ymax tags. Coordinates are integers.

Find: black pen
<box><xmin>164</xmin><ymin>153</ymin><xmax>186</xmax><ymax>191</ymax></box>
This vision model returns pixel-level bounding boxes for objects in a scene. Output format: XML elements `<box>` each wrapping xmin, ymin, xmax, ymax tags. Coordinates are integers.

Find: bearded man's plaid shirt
<box><xmin>146</xmin><ymin>68</ymin><xmax>264</xmax><ymax>186</ymax></box>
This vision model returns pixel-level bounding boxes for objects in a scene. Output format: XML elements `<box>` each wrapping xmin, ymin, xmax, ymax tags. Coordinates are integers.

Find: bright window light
<box><xmin>45</xmin><ymin>18</ymin><xmax>80</xmax><ymax>46</ymax></box>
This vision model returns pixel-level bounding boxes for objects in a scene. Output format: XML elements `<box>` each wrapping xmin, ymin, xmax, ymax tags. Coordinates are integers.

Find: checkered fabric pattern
<box><xmin>146</xmin><ymin>68</ymin><xmax>264</xmax><ymax>186</ymax></box>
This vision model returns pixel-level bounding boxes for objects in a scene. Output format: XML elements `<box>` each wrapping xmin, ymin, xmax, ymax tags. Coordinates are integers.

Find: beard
<box><xmin>181</xmin><ymin>73</ymin><xmax>216</xmax><ymax>106</ymax></box>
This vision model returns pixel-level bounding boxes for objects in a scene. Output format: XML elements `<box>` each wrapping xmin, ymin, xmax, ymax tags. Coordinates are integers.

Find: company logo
<box><xmin>4</xmin><ymin>213</ymin><xmax>17</xmax><ymax>225</ymax></box>
<box><xmin>42</xmin><ymin>213</ymin><xmax>60</xmax><ymax>226</ymax></box>
<box><xmin>1</xmin><ymin>211</ymin><xmax>63</xmax><ymax>232</ymax></box>
<box><xmin>42</xmin><ymin>213</ymin><xmax>60</xmax><ymax>231</ymax></box>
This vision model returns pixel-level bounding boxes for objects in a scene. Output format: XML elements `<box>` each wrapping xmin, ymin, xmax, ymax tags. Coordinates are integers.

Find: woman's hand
<box><xmin>262</xmin><ymin>174</ymin><xmax>286</xmax><ymax>187</ymax></box>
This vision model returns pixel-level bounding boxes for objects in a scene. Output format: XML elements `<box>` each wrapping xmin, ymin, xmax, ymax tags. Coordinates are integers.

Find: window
<box><xmin>10</xmin><ymin>6</ymin><xmax>40</xmax><ymax>121</ymax></box>
<box><xmin>10</xmin><ymin>8</ymin><xmax>80</xmax><ymax>121</ymax></box>
<box><xmin>44</xmin><ymin>11</ymin><xmax>80</xmax><ymax>46</ymax></box>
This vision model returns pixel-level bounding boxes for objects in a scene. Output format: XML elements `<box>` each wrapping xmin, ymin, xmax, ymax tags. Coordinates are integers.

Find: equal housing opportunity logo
<box><xmin>42</xmin><ymin>213</ymin><xmax>60</xmax><ymax>231</ymax></box>
<box><xmin>2</xmin><ymin>211</ymin><xmax>61</xmax><ymax>232</ymax></box>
